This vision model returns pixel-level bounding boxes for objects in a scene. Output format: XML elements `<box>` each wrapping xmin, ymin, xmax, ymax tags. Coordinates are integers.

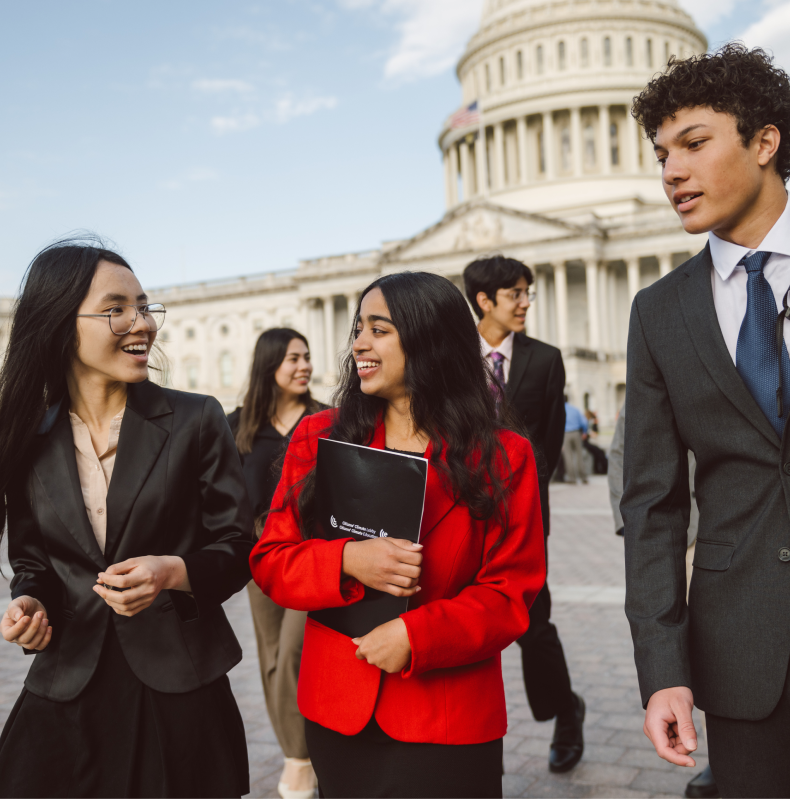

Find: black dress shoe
<box><xmin>549</xmin><ymin>693</ymin><xmax>585</xmax><ymax>773</ymax></box>
<box><xmin>685</xmin><ymin>765</ymin><xmax>719</xmax><ymax>798</ymax></box>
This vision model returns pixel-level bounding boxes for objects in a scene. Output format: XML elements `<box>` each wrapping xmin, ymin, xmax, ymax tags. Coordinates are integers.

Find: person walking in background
<box><xmin>463</xmin><ymin>256</ymin><xmax>585</xmax><ymax>775</ymax></box>
<box><xmin>251</xmin><ymin>272</ymin><xmax>546</xmax><ymax>798</ymax></box>
<box><xmin>623</xmin><ymin>44</ymin><xmax>790</xmax><ymax>797</ymax></box>
<box><xmin>562</xmin><ymin>397</ymin><xmax>588</xmax><ymax>484</ymax></box>
<box><xmin>228</xmin><ymin>328</ymin><xmax>326</xmax><ymax>799</ymax></box>
<box><xmin>0</xmin><ymin>239</ymin><xmax>253</xmax><ymax>798</ymax></box>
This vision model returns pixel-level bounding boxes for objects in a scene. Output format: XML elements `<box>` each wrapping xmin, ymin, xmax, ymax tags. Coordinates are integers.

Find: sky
<box><xmin>0</xmin><ymin>0</ymin><xmax>787</xmax><ymax>296</ymax></box>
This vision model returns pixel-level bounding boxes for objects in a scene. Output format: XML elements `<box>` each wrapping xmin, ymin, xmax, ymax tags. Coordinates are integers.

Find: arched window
<box><xmin>220</xmin><ymin>353</ymin><xmax>234</xmax><ymax>388</ymax></box>
<box><xmin>186</xmin><ymin>361</ymin><xmax>199</xmax><ymax>390</ymax></box>
<box><xmin>560</xmin><ymin>126</ymin><xmax>571</xmax><ymax>172</ymax></box>
<box><xmin>499</xmin><ymin>56</ymin><xmax>506</xmax><ymax>85</ymax></box>
<box><xmin>646</xmin><ymin>38</ymin><xmax>653</xmax><ymax>68</ymax></box>
<box><xmin>610</xmin><ymin>122</ymin><xmax>620</xmax><ymax>167</ymax></box>
<box><xmin>584</xmin><ymin>122</ymin><xmax>596</xmax><ymax>168</ymax></box>
<box><xmin>485</xmin><ymin>63</ymin><xmax>491</xmax><ymax>92</ymax></box>
<box><xmin>536</xmin><ymin>45</ymin><xmax>544</xmax><ymax>75</ymax></box>
<box><xmin>580</xmin><ymin>38</ymin><xmax>589</xmax><ymax>68</ymax></box>
<box><xmin>516</xmin><ymin>50</ymin><xmax>524</xmax><ymax>79</ymax></box>
<box><xmin>558</xmin><ymin>41</ymin><xmax>566</xmax><ymax>70</ymax></box>
<box><xmin>603</xmin><ymin>37</ymin><xmax>612</xmax><ymax>66</ymax></box>
<box><xmin>625</xmin><ymin>37</ymin><xmax>633</xmax><ymax>66</ymax></box>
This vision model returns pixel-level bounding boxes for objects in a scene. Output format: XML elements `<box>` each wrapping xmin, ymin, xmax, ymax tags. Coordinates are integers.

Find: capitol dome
<box><xmin>440</xmin><ymin>0</ymin><xmax>707</xmax><ymax>217</ymax></box>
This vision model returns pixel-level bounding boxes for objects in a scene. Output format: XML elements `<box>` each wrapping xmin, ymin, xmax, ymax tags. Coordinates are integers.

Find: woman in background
<box><xmin>251</xmin><ymin>272</ymin><xmax>546</xmax><ymax>799</ymax></box>
<box><xmin>228</xmin><ymin>328</ymin><xmax>326</xmax><ymax>799</ymax></box>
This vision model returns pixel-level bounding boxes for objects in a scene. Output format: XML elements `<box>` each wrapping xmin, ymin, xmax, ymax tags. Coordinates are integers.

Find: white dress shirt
<box><xmin>710</xmin><ymin>198</ymin><xmax>790</xmax><ymax>364</ymax></box>
<box><xmin>479</xmin><ymin>330</ymin><xmax>515</xmax><ymax>383</ymax></box>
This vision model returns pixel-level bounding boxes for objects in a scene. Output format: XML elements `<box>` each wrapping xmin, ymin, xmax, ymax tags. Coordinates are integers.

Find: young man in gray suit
<box><xmin>623</xmin><ymin>44</ymin><xmax>790</xmax><ymax>797</ymax></box>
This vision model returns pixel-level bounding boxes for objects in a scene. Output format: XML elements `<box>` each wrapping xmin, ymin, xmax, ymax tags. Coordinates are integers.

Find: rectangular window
<box><xmin>603</xmin><ymin>37</ymin><xmax>612</xmax><ymax>67</ymax></box>
<box><xmin>646</xmin><ymin>39</ymin><xmax>653</xmax><ymax>68</ymax></box>
<box><xmin>499</xmin><ymin>56</ymin><xmax>506</xmax><ymax>85</ymax></box>
<box><xmin>581</xmin><ymin>38</ymin><xmax>589</xmax><ymax>68</ymax></box>
<box><xmin>485</xmin><ymin>63</ymin><xmax>491</xmax><ymax>92</ymax></box>
<box><xmin>536</xmin><ymin>45</ymin><xmax>544</xmax><ymax>75</ymax></box>
<box><xmin>516</xmin><ymin>50</ymin><xmax>523</xmax><ymax>79</ymax></box>
<box><xmin>187</xmin><ymin>363</ymin><xmax>199</xmax><ymax>390</ymax></box>
<box><xmin>625</xmin><ymin>37</ymin><xmax>633</xmax><ymax>66</ymax></box>
<box><xmin>558</xmin><ymin>41</ymin><xmax>566</xmax><ymax>71</ymax></box>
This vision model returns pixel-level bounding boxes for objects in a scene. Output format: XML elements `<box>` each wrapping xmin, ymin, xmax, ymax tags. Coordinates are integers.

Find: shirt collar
<box><xmin>479</xmin><ymin>330</ymin><xmax>514</xmax><ymax>361</ymax></box>
<box><xmin>709</xmin><ymin>196</ymin><xmax>790</xmax><ymax>281</ymax></box>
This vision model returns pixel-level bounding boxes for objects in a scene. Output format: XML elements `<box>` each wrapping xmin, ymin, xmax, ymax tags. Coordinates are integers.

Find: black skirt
<box><xmin>0</xmin><ymin>624</ymin><xmax>249</xmax><ymax>799</ymax></box>
<box><xmin>305</xmin><ymin>717</ymin><xmax>503</xmax><ymax>799</ymax></box>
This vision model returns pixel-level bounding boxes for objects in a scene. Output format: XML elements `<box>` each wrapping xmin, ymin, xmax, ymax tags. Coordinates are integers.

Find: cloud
<box><xmin>192</xmin><ymin>79</ymin><xmax>255</xmax><ymax>94</ymax></box>
<box><xmin>340</xmin><ymin>0</ymin><xmax>482</xmax><ymax>82</ymax></box>
<box><xmin>742</xmin><ymin>3</ymin><xmax>790</xmax><ymax>73</ymax></box>
<box><xmin>161</xmin><ymin>167</ymin><xmax>221</xmax><ymax>191</ymax></box>
<box><xmin>275</xmin><ymin>94</ymin><xmax>338</xmax><ymax>124</ymax></box>
<box><xmin>677</xmin><ymin>0</ymin><xmax>737</xmax><ymax>29</ymax></box>
<box><xmin>210</xmin><ymin>114</ymin><xmax>260</xmax><ymax>134</ymax></box>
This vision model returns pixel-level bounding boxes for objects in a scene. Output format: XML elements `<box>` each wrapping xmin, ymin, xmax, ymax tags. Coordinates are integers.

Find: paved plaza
<box><xmin>0</xmin><ymin>475</ymin><xmax>707</xmax><ymax>798</ymax></box>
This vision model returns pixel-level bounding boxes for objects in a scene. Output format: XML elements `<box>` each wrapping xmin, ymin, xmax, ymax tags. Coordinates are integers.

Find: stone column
<box><xmin>598</xmin><ymin>263</ymin><xmax>610</xmax><ymax>351</ymax></box>
<box><xmin>444</xmin><ymin>150</ymin><xmax>453</xmax><ymax>208</ymax></box>
<box><xmin>627</xmin><ymin>258</ymin><xmax>641</xmax><ymax>303</ymax></box>
<box><xmin>570</xmin><ymin>107</ymin><xmax>583</xmax><ymax>177</ymax></box>
<box><xmin>526</xmin><ymin>268</ymin><xmax>539</xmax><ymax>338</ymax></box>
<box><xmin>346</xmin><ymin>292</ymin><xmax>359</xmax><ymax>321</ymax></box>
<box><xmin>537</xmin><ymin>269</ymin><xmax>549</xmax><ymax>342</ymax></box>
<box><xmin>553</xmin><ymin>261</ymin><xmax>569</xmax><ymax>349</ymax></box>
<box><xmin>542</xmin><ymin>112</ymin><xmax>556</xmax><ymax>180</ymax></box>
<box><xmin>449</xmin><ymin>144</ymin><xmax>459</xmax><ymax>206</ymax></box>
<box><xmin>599</xmin><ymin>105</ymin><xmax>611</xmax><ymax>175</ymax></box>
<box><xmin>322</xmin><ymin>296</ymin><xmax>336</xmax><ymax>381</ymax></box>
<box><xmin>517</xmin><ymin>116</ymin><xmax>528</xmax><ymax>184</ymax></box>
<box><xmin>585</xmin><ymin>259</ymin><xmax>600</xmax><ymax>350</ymax></box>
<box><xmin>659</xmin><ymin>253</ymin><xmax>673</xmax><ymax>277</ymax></box>
<box><xmin>626</xmin><ymin>111</ymin><xmax>640</xmax><ymax>173</ymax></box>
<box><xmin>642</xmin><ymin>132</ymin><xmax>657</xmax><ymax>175</ymax></box>
<box><xmin>460</xmin><ymin>140</ymin><xmax>472</xmax><ymax>202</ymax></box>
<box><xmin>493</xmin><ymin>122</ymin><xmax>506</xmax><ymax>189</ymax></box>
<box><xmin>476</xmin><ymin>130</ymin><xmax>489</xmax><ymax>196</ymax></box>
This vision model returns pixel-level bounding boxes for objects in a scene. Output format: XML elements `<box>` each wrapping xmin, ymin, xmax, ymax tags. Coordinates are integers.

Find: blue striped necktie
<box><xmin>735</xmin><ymin>250</ymin><xmax>790</xmax><ymax>439</ymax></box>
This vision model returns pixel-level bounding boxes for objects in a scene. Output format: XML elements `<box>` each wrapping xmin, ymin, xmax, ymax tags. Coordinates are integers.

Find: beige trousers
<box><xmin>246</xmin><ymin>581</ymin><xmax>309</xmax><ymax>759</ymax></box>
<box><xmin>685</xmin><ymin>542</ymin><xmax>707</xmax><ymax>742</ymax></box>
<box><xmin>563</xmin><ymin>430</ymin><xmax>587</xmax><ymax>483</ymax></box>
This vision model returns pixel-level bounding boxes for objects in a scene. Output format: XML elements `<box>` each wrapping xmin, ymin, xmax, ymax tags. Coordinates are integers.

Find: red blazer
<box><xmin>250</xmin><ymin>410</ymin><xmax>546</xmax><ymax>745</ymax></box>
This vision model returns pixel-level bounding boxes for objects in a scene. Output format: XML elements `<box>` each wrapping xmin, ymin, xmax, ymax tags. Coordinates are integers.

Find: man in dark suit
<box><xmin>463</xmin><ymin>255</ymin><xmax>585</xmax><ymax>773</ymax></box>
<box><xmin>623</xmin><ymin>44</ymin><xmax>790</xmax><ymax>797</ymax></box>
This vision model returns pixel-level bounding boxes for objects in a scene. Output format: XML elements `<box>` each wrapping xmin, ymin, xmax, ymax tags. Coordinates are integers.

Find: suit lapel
<box><xmin>104</xmin><ymin>381</ymin><xmax>172</xmax><ymax>559</ymax></box>
<box><xmin>33</xmin><ymin>403</ymin><xmax>107</xmax><ymax>569</ymax></box>
<box><xmin>506</xmin><ymin>333</ymin><xmax>535</xmax><ymax>400</ymax></box>
<box><xmin>677</xmin><ymin>245</ymin><xmax>780</xmax><ymax>448</ymax></box>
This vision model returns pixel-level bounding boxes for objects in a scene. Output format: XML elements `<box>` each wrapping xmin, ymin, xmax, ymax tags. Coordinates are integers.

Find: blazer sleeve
<box><xmin>607</xmin><ymin>407</ymin><xmax>625</xmax><ymax>533</ymax></box>
<box><xmin>176</xmin><ymin>396</ymin><xmax>254</xmax><ymax>620</ymax></box>
<box><xmin>622</xmin><ymin>296</ymin><xmax>692</xmax><ymax>708</ymax></box>
<box><xmin>401</xmin><ymin>435</ymin><xmax>546</xmax><ymax>678</ymax></box>
<box><xmin>541</xmin><ymin>350</ymin><xmax>566</xmax><ymax>477</ymax></box>
<box><xmin>249</xmin><ymin>415</ymin><xmax>365</xmax><ymax>611</ymax></box>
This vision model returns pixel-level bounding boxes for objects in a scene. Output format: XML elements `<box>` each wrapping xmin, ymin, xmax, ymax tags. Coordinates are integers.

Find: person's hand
<box><xmin>342</xmin><ymin>538</ymin><xmax>422</xmax><ymax>597</ymax></box>
<box><xmin>352</xmin><ymin>618</ymin><xmax>412</xmax><ymax>673</ymax></box>
<box><xmin>1</xmin><ymin>596</ymin><xmax>52</xmax><ymax>651</ymax></box>
<box><xmin>644</xmin><ymin>686</ymin><xmax>697</xmax><ymax>767</ymax></box>
<box><xmin>94</xmin><ymin>555</ymin><xmax>190</xmax><ymax>617</ymax></box>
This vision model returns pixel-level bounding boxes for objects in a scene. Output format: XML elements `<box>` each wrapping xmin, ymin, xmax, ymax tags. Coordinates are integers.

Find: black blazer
<box><xmin>623</xmin><ymin>245</ymin><xmax>790</xmax><ymax>720</ymax></box>
<box><xmin>505</xmin><ymin>333</ymin><xmax>566</xmax><ymax>536</ymax></box>
<box><xmin>7</xmin><ymin>380</ymin><xmax>254</xmax><ymax>702</ymax></box>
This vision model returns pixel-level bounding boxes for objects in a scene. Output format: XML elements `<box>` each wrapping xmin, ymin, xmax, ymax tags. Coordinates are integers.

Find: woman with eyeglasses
<box><xmin>0</xmin><ymin>239</ymin><xmax>254</xmax><ymax>798</ymax></box>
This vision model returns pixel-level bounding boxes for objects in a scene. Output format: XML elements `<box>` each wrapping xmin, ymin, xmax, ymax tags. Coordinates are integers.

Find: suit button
<box><xmin>784</xmin><ymin>463</ymin><xmax>790</xmax><ymax>476</ymax></box>
<box><xmin>780</xmin><ymin>548</ymin><xmax>790</xmax><ymax>562</ymax></box>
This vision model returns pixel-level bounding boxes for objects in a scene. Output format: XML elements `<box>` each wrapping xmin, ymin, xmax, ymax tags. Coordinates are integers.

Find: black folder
<box><xmin>308</xmin><ymin>438</ymin><xmax>429</xmax><ymax>639</ymax></box>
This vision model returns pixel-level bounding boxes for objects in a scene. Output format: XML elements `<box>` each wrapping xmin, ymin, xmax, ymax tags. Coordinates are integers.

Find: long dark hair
<box><xmin>0</xmin><ymin>237</ymin><xmax>133</xmax><ymax>537</ymax></box>
<box><xmin>236</xmin><ymin>328</ymin><xmax>319</xmax><ymax>454</ymax></box>
<box><xmin>293</xmin><ymin>271</ymin><xmax>520</xmax><ymax>541</ymax></box>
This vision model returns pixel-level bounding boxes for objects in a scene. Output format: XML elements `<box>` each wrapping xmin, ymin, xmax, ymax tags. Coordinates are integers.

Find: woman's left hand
<box><xmin>352</xmin><ymin>617</ymin><xmax>412</xmax><ymax>673</ymax></box>
<box><xmin>93</xmin><ymin>556</ymin><xmax>191</xmax><ymax>617</ymax></box>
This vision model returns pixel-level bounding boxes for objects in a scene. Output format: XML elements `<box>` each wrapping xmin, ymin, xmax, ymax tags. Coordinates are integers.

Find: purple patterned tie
<box><xmin>489</xmin><ymin>351</ymin><xmax>506</xmax><ymax>410</ymax></box>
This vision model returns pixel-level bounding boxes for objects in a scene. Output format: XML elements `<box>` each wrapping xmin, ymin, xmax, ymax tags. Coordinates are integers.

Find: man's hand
<box><xmin>1</xmin><ymin>596</ymin><xmax>51</xmax><ymax>651</ymax></box>
<box><xmin>342</xmin><ymin>538</ymin><xmax>422</xmax><ymax>598</ymax></box>
<box><xmin>644</xmin><ymin>686</ymin><xmax>697</xmax><ymax>767</ymax></box>
<box><xmin>94</xmin><ymin>555</ymin><xmax>190</xmax><ymax>617</ymax></box>
<box><xmin>352</xmin><ymin>617</ymin><xmax>412</xmax><ymax>673</ymax></box>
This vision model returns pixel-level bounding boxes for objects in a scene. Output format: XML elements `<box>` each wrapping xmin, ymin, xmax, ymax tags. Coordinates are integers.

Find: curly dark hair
<box><xmin>632</xmin><ymin>43</ymin><xmax>790</xmax><ymax>181</ymax></box>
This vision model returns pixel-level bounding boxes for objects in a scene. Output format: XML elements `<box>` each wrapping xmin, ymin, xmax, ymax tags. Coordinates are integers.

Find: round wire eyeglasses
<box><xmin>76</xmin><ymin>303</ymin><xmax>166</xmax><ymax>336</ymax></box>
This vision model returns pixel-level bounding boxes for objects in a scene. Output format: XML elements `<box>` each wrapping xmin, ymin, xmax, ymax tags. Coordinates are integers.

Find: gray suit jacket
<box><xmin>622</xmin><ymin>244</ymin><xmax>790</xmax><ymax>721</ymax></box>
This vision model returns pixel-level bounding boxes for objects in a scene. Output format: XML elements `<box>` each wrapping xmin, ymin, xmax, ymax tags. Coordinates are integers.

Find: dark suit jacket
<box><xmin>623</xmin><ymin>244</ymin><xmax>790</xmax><ymax>720</ymax></box>
<box><xmin>8</xmin><ymin>380</ymin><xmax>254</xmax><ymax>702</ymax></box>
<box><xmin>505</xmin><ymin>332</ymin><xmax>566</xmax><ymax>536</ymax></box>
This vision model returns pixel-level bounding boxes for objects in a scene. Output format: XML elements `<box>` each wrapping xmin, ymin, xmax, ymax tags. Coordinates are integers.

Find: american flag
<box><xmin>449</xmin><ymin>101</ymin><xmax>480</xmax><ymax>130</ymax></box>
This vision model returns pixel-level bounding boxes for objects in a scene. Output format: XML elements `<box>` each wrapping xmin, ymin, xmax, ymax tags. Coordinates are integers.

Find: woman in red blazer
<box><xmin>250</xmin><ymin>271</ymin><xmax>546</xmax><ymax>798</ymax></box>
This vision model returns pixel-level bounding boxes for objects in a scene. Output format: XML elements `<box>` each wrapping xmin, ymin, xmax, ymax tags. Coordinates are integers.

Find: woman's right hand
<box><xmin>1</xmin><ymin>596</ymin><xmax>52</xmax><ymax>651</ymax></box>
<box><xmin>342</xmin><ymin>538</ymin><xmax>423</xmax><ymax>597</ymax></box>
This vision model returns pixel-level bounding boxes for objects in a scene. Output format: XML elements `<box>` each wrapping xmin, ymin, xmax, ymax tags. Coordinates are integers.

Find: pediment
<box><xmin>380</xmin><ymin>200</ymin><xmax>588</xmax><ymax>264</ymax></box>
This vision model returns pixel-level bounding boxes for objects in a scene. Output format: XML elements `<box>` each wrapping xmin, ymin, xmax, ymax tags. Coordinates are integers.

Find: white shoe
<box><xmin>278</xmin><ymin>758</ymin><xmax>317</xmax><ymax>799</ymax></box>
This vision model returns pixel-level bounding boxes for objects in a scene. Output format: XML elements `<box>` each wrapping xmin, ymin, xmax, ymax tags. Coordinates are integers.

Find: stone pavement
<box><xmin>0</xmin><ymin>476</ymin><xmax>707</xmax><ymax>798</ymax></box>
